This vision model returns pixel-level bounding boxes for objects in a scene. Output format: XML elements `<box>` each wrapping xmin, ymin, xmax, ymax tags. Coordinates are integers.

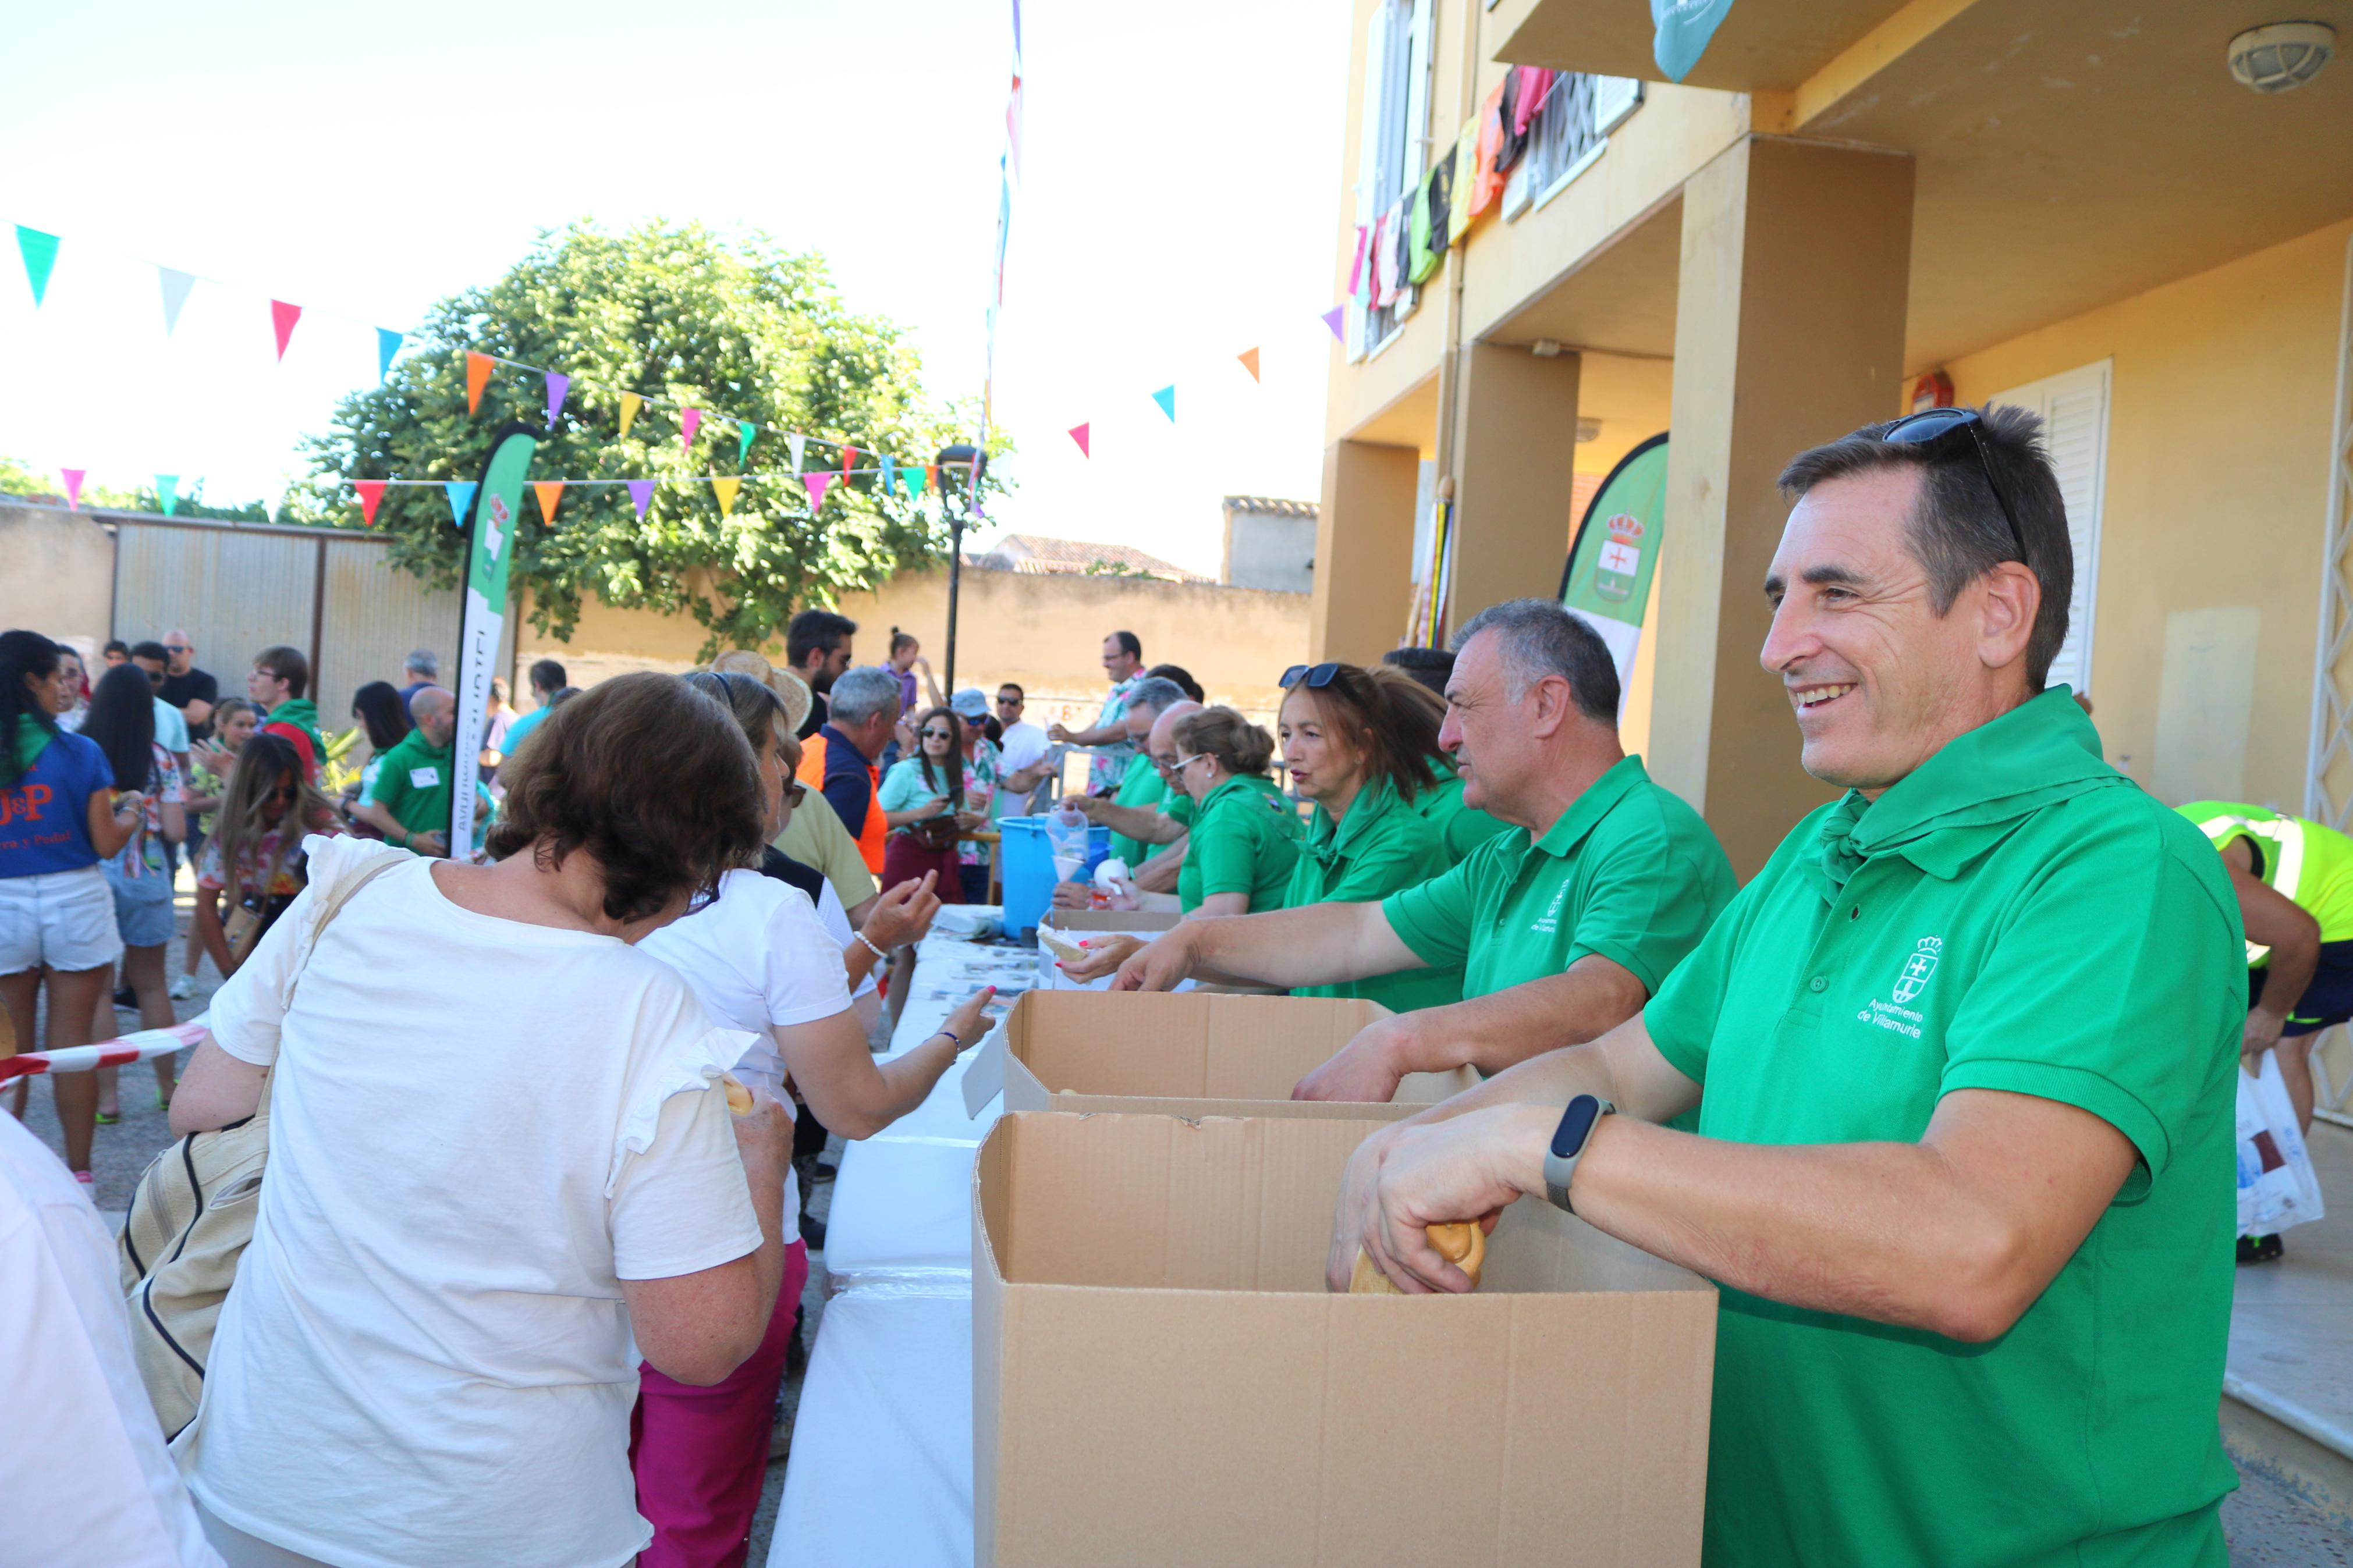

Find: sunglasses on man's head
<box><xmin>1280</xmin><ymin>662</ymin><xmax>1342</xmax><ymax>689</ymax></box>
<box><xmin>1882</xmin><ymin>407</ymin><xmax>2028</xmax><ymax>563</ymax></box>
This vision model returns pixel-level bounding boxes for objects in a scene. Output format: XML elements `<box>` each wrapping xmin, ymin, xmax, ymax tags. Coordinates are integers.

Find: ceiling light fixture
<box><xmin>2227</xmin><ymin>22</ymin><xmax>2334</xmax><ymax>93</ymax></box>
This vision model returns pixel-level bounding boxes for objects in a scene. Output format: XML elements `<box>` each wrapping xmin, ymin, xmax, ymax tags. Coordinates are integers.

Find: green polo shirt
<box><xmin>1287</xmin><ymin>777</ymin><xmax>1467</xmax><ymax>1014</ymax></box>
<box><xmin>1176</xmin><ymin>774</ymin><xmax>1301</xmax><ymax>913</ymax></box>
<box><xmin>1407</xmin><ymin>767</ymin><xmax>1515</xmax><ymax>862</ymax></box>
<box><xmin>369</xmin><ymin>730</ymin><xmax>491</xmax><ymax>847</ymax></box>
<box><xmin>1642</xmin><ymin>689</ymin><xmax>2240</xmax><ymax>1568</ymax></box>
<box><xmin>1382</xmin><ymin>755</ymin><xmax>1734</xmax><ymax>1004</ymax></box>
<box><xmin>1105</xmin><ymin>751</ymin><xmax>1169</xmax><ymax>868</ymax></box>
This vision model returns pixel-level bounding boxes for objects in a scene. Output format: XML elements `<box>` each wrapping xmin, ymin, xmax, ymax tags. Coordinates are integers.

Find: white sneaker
<box><xmin>169</xmin><ymin>973</ymin><xmax>197</xmax><ymax>1000</ymax></box>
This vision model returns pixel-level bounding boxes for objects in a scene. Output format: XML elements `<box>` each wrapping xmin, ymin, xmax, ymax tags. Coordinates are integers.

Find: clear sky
<box><xmin>0</xmin><ymin>0</ymin><xmax>1350</xmax><ymax>577</ymax></box>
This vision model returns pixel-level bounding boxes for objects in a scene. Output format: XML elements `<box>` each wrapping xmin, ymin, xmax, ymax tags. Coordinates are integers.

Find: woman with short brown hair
<box><xmin>169</xmin><ymin>673</ymin><xmax>792</xmax><ymax>1568</ymax></box>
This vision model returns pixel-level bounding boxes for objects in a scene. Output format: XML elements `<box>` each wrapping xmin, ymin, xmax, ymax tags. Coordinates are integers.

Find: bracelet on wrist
<box><xmin>936</xmin><ymin>1026</ymin><xmax>963</xmax><ymax>1048</ymax></box>
<box><xmin>855</xmin><ymin>930</ymin><xmax>889</xmax><ymax>961</ymax></box>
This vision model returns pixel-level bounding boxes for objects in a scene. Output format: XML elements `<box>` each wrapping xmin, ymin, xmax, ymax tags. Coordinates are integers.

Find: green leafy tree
<box><xmin>289</xmin><ymin>220</ymin><xmax>996</xmax><ymax>656</ymax></box>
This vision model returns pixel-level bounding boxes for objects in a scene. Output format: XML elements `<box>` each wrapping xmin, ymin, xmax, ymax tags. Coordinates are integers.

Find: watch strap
<box><xmin>1541</xmin><ymin>1096</ymin><xmax>1616</xmax><ymax>1214</ymax></box>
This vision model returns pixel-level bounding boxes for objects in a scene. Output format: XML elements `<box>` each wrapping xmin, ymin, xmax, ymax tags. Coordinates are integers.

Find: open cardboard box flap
<box><xmin>991</xmin><ymin>989</ymin><xmax>1477</xmax><ymax>1120</ymax></box>
<box><xmin>971</xmin><ymin>1112</ymin><xmax>1717</xmax><ymax>1567</ymax></box>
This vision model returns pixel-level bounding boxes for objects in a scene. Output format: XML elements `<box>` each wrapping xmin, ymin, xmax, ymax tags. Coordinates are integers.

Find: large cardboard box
<box><xmin>995</xmin><ymin>989</ymin><xmax>1479</xmax><ymax>1119</ymax></box>
<box><xmin>972</xmin><ymin>1112</ymin><xmax>1717</xmax><ymax>1567</ymax></box>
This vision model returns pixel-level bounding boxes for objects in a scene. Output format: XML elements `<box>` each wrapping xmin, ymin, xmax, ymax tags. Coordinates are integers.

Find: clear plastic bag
<box><xmin>2237</xmin><ymin>1051</ymin><xmax>2327</xmax><ymax>1236</ymax></box>
<box><xmin>1045</xmin><ymin>805</ymin><xmax>1090</xmax><ymax>885</ymax></box>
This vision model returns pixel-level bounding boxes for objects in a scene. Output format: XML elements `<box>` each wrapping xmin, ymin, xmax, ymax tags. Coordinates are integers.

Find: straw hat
<box><xmin>709</xmin><ymin>649</ymin><xmax>813</xmax><ymax>735</ymax></box>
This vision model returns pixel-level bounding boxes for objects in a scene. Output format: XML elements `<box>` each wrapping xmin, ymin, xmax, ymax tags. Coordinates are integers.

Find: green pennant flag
<box><xmin>737</xmin><ymin>421</ymin><xmax>757</xmax><ymax>467</ymax></box>
<box><xmin>902</xmin><ymin>463</ymin><xmax>925</xmax><ymax>499</ymax></box>
<box><xmin>155</xmin><ymin>474</ymin><xmax>180</xmax><ymax>517</ymax></box>
<box><xmin>16</xmin><ymin>226</ymin><xmax>59</xmax><ymax>308</ymax></box>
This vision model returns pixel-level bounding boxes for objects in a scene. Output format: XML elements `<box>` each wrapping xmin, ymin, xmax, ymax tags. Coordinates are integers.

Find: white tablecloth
<box><xmin>770</xmin><ymin>920</ymin><xmax>1025</xmax><ymax>1568</ymax></box>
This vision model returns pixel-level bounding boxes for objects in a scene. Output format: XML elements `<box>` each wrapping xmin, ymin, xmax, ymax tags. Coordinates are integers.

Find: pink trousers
<box><xmin>630</xmin><ymin>1239</ymin><xmax>811</xmax><ymax>1568</ymax></box>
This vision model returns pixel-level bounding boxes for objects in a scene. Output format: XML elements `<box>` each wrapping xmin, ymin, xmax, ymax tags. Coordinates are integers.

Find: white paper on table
<box><xmin>961</xmin><ymin>1018</ymin><xmax>1009</xmax><ymax>1118</ymax></box>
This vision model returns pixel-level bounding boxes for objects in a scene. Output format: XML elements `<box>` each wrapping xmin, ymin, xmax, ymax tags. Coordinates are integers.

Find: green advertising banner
<box><xmin>449</xmin><ymin>426</ymin><xmax>537</xmax><ymax>858</ymax></box>
<box><xmin>1559</xmin><ymin>432</ymin><xmax>1668</xmax><ymax>698</ymax></box>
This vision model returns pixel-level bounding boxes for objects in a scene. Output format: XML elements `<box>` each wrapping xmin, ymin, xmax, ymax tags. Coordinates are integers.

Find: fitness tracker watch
<box><xmin>1541</xmin><ymin>1094</ymin><xmax>1616</xmax><ymax>1213</ymax></box>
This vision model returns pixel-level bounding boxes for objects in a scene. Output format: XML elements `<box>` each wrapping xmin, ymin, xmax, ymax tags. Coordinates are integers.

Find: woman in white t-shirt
<box><xmin>166</xmin><ymin>673</ymin><xmax>790</xmax><ymax>1568</ymax></box>
<box><xmin>630</xmin><ymin>669</ymin><xmax>989</xmax><ymax>1566</ymax></box>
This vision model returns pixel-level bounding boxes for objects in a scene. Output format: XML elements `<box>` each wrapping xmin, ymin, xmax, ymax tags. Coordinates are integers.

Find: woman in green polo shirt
<box><xmin>1169</xmin><ymin>707</ymin><xmax>1300</xmax><ymax>915</ymax></box>
<box><xmin>1277</xmin><ymin>663</ymin><xmax>1470</xmax><ymax>1013</ymax></box>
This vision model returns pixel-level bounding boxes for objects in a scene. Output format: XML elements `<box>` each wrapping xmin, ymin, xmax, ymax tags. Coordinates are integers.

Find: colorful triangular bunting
<box><xmin>803</xmin><ymin>471</ymin><xmax>833</xmax><ymax>509</ymax></box>
<box><xmin>445</xmin><ymin>480</ymin><xmax>477</xmax><ymax>528</ymax></box>
<box><xmin>376</xmin><ymin>328</ymin><xmax>403</xmax><ymax>382</ymax></box>
<box><xmin>711</xmin><ymin>476</ymin><xmax>741</xmax><ymax>519</ymax></box>
<box><xmin>532</xmin><ymin>481</ymin><xmax>565</xmax><ymax>522</ymax></box>
<box><xmin>1069</xmin><ymin>423</ymin><xmax>1091</xmax><ymax>457</ymax></box>
<box><xmin>618</xmin><ymin>392</ymin><xmax>643</xmax><ymax>439</ymax></box>
<box><xmin>466</xmin><ymin>352</ymin><xmax>493</xmax><ymax>414</ymax></box>
<box><xmin>879</xmin><ymin>453</ymin><xmax>896</xmax><ymax>494</ymax></box>
<box><xmin>16</xmin><ymin>226</ymin><xmax>58</xmax><ymax>308</ymax></box>
<box><xmin>154</xmin><ymin>475</ymin><xmax>180</xmax><ymax>517</ymax></box>
<box><xmin>680</xmin><ymin>408</ymin><xmax>703</xmax><ymax>454</ymax></box>
<box><xmin>545</xmin><ymin>371</ymin><xmax>570</xmax><ymax>429</ymax></box>
<box><xmin>158</xmin><ymin>268</ymin><xmax>196</xmax><ymax>335</ymax></box>
<box><xmin>1150</xmin><ymin>385</ymin><xmax>1176</xmax><ymax>422</ymax></box>
<box><xmin>354</xmin><ymin>481</ymin><xmax>386</xmax><ymax>526</ymax></box>
<box><xmin>840</xmin><ymin>445</ymin><xmax>859</xmax><ymax>477</ymax></box>
<box><xmin>737</xmin><ymin>421</ymin><xmax>757</xmax><ymax>467</ymax></box>
<box><xmin>1320</xmin><ymin>306</ymin><xmax>1346</xmax><ymax>342</ymax></box>
<box><xmin>270</xmin><ymin>300</ymin><xmax>301</xmax><ymax>362</ymax></box>
<box><xmin>1237</xmin><ymin>347</ymin><xmax>1261</xmax><ymax>382</ymax></box>
<box><xmin>628</xmin><ymin>479</ymin><xmax>654</xmax><ymax>519</ymax></box>
<box><xmin>61</xmin><ymin>469</ymin><xmax>84</xmax><ymax>510</ymax></box>
<box><xmin>787</xmin><ymin>433</ymin><xmax>806</xmax><ymax>474</ymax></box>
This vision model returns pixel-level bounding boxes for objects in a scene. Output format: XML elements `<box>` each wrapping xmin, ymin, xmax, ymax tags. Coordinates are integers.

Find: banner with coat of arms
<box><xmin>1559</xmin><ymin>432</ymin><xmax>1668</xmax><ymax>706</ymax></box>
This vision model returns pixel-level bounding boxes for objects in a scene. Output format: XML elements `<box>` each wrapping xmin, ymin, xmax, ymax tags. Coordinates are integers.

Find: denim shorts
<box><xmin>103</xmin><ymin>855</ymin><xmax>179</xmax><ymax>949</ymax></box>
<box><xmin>0</xmin><ymin>865</ymin><xmax>125</xmax><ymax>974</ymax></box>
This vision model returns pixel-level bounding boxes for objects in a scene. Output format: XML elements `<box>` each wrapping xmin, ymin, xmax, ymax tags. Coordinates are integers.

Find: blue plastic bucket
<box><xmin>998</xmin><ymin>815</ymin><xmax>1110</xmax><ymax>938</ymax></box>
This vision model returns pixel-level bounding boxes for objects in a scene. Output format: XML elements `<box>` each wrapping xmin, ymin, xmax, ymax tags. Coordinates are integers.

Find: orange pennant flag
<box><xmin>618</xmin><ymin>392</ymin><xmax>643</xmax><ymax>439</ymax></box>
<box><xmin>711</xmin><ymin>476</ymin><xmax>741</xmax><ymax>518</ymax></box>
<box><xmin>465</xmin><ymin>351</ymin><xmax>494</xmax><ymax>415</ymax></box>
<box><xmin>532</xmin><ymin>481</ymin><xmax>565</xmax><ymax>522</ymax></box>
<box><xmin>1237</xmin><ymin>346</ymin><xmax>1261</xmax><ymax>382</ymax></box>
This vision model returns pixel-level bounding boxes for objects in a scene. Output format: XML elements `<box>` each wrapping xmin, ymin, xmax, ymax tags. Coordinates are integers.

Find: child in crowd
<box><xmin>172</xmin><ymin>698</ymin><xmax>257</xmax><ymax>998</ymax></box>
<box><xmin>192</xmin><ymin>733</ymin><xmax>341</xmax><ymax>982</ymax></box>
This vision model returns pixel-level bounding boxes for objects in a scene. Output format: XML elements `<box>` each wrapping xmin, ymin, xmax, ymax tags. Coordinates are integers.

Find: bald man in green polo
<box><xmin>1339</xmin><ymin>406</ymin><xmax>2242</xmax><ymax>1567</ymax></box>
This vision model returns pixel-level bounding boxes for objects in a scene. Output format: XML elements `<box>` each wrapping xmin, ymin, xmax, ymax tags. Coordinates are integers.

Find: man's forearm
<box><xmin>1385</xmin><ymin>960</ymin><xmax>1647</xmax><ymax>1080</ymax></box>
<box><xmin>349</xmin><ymin>799</ymin><xmax>406</xmax><ymax>841</ymax></box>
<box><xmin>1088</xmin><ymin>800</ymin><xmax>1175</xmax><ymax>842</ymax></box>
<box><xmin>1186</xmin><ymin>901</ymin><xmax>1412</xmax><ymax>989</ymax></box>
<box><xmin>1134</xmin><ymin>837</ymin><xmax>1186</xmax><ymax>894</ymax></box>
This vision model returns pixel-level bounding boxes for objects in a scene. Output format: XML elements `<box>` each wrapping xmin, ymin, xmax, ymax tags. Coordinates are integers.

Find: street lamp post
<box><xmin>935</xmin><ymin>443</ymin><xmax>985</xmax><ymax>698</ymax></box>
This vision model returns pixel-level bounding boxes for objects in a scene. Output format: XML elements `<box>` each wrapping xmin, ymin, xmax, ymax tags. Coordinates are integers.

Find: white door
<box><xmin>1990</xmin><ymin>360</ymin><xmax>2111</xmax><ymax>696</ymax></box>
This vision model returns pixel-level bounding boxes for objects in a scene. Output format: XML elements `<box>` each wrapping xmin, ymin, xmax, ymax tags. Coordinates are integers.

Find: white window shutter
<box><xmin>1992</xmin><ymin>361</ymin><xmax>2111</xmax><ymax>696</ymax></box>
<box><xmin>1347</xmin><ymin>6</ymin><xmax>1391</xmax><ymax>362</ymax></box>
<box><xmin>1593</xmin><ymin>76</ymin><xmax>1643</xmax><ymax>134</ymax></box>
<box><xmin>1404</xmin><ymin>0</ymin><xmax>1434</xmax><ymax>186</ymax></box>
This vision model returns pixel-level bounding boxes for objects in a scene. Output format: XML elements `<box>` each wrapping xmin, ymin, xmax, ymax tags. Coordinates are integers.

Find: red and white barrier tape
<box><xmin>0</xmin><ymin>1018</ymin><xmax>210</xmax><ymax>1083</ymax></box>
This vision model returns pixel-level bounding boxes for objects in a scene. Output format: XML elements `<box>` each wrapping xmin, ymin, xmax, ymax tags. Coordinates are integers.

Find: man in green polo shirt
<box><xmin>351</xmin><ymin>686</ymin><xmax>492</xmax><ymax>858</ymax></box>
<box><xmin>1102</xmin><ymin>599</ymin><xmax>1735</xmax><ymax>1104</ymax></box>
<box><xmin>1338</xmin><ymin>407</ymin><xmax>2242</xmax><ymax>1567</ymax></box>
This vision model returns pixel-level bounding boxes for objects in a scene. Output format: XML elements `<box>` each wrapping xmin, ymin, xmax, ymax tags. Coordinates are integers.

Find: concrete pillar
<box><xmin>1444</xmin><ymin>343</ymin><xmax>1583</xmax><ymax>629</ymax></box>
<box><xmin>1648</xmin><ymin>136</ymin><xmax>1915</xmax><ymax>878</ymax></box>
<box><xmin>1311</xmin><ymin>439</ymin><xmax>1422</xmax><ymax>663</ymax></box>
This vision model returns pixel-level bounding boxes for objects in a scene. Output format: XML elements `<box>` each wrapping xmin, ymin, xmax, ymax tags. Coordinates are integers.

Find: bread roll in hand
<box><xmin>1348</xmin><ymin>1221</ymin><xmax>1485</xmax><ymax>1293</ymax></box>
<box><xmin>721</xmin><ymin>1074</ymin><xmax>755</xmax><ymax>1115</ymax></box>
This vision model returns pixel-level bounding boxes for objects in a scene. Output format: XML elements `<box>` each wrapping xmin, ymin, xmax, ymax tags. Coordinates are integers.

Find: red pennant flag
<box><xmin>270</xmin><ymin>300</ymin><xmax>302</xmax><ymax>362</ymax></box>
<box><xmin>840</xmin><ymin>445</ymin><xmax>858</xmax><ymax>477</ymax></box>
<box><xmin>466</xmin><ymin>352</ymin><xmax>494</xmax><ymax>414</ymax></box>
<box><xmin>1069</xmin><ymin>423</ymin><xmax>1091</xmax><ymax>457</ymax></box>
<box><xmin>354</xmin><ymin>481</ymin><xmax>387</xmax><ymax>526</ymax></box>
<box><xmin>1237</xmin><ymin>347</ymin><xmax>1261</xmax><ymax>382</ymax></box>
<box><xmin>532</xmin><ymin>481</ymin><xmax>565</xmax><ymax>522</ymax></box>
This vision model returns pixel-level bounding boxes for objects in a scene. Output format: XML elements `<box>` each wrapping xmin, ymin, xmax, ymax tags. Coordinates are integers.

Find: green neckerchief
<box><xmin>10</xmin><ymin>713</ymin><xmax>56</xmax><ymax>781</ymax></box>
<box><xmin>1810</xmin><ymin>687</ymin><xmax>2125</xmax><ymax>899</ymax></box>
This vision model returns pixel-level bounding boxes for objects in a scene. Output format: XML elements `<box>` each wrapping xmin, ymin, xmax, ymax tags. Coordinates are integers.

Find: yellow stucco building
<box><xmin>1312</xmin><ymin>0</ymin><xmax>2353</xmax><ymax>898</ymax></box>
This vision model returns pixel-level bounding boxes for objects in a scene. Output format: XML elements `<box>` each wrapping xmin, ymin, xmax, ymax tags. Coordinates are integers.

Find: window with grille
<box><xmin>1504</xmin><ymin>72</ymin><xmax>1644</xmax><ymax>221</ymax></box>
<box><xmin>1348</xmin><ymin>0</ymin><xmax>1433</xmax><ymax>361</ymax></box>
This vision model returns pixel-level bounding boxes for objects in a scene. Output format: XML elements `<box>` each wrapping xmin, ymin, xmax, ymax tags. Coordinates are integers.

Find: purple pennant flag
<box><xmin>803</xmin><ymin>471</ymin><xmax>832</xmax><ymax>510</ymax></box>
<box><xmin>627</xmin><ymin>479</ymin><xmax>654</xmax><ymax>520</ymax></box>
<box><xmin>545</xmin><ymin>371</ymin><xmax>570</xmax><ymax>429</ymax></box>
<box><xmin>1320</xmin><ymin>306</ymin><xmax>1346</xmax><ymax>342</ymax></box>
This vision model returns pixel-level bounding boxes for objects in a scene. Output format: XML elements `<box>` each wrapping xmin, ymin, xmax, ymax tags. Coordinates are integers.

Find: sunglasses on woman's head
<box><xmin>1280</xmin><ymin>663</ymin><xmax>1342</xmax><ymax>689</ymax></box>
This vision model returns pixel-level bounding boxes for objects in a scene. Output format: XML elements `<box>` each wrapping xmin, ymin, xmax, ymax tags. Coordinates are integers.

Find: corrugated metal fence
<box><xmin>104</xmin><ymin>511</ymin><xmax>513</xmax><ymax>715</ymax></box>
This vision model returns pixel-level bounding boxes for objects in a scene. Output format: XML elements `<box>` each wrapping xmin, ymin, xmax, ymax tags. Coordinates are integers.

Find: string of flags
<box><xmin>9</xmin><ymin>220</ymin><xmax>961</xmax><ymax>522</ymax></box>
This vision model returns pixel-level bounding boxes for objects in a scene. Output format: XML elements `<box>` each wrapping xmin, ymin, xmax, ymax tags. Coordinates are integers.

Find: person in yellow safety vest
<box><xmin>2177</xmin><ymin>800</ymin><xmax>2353</xmax><ymax>1263</ymax></box>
